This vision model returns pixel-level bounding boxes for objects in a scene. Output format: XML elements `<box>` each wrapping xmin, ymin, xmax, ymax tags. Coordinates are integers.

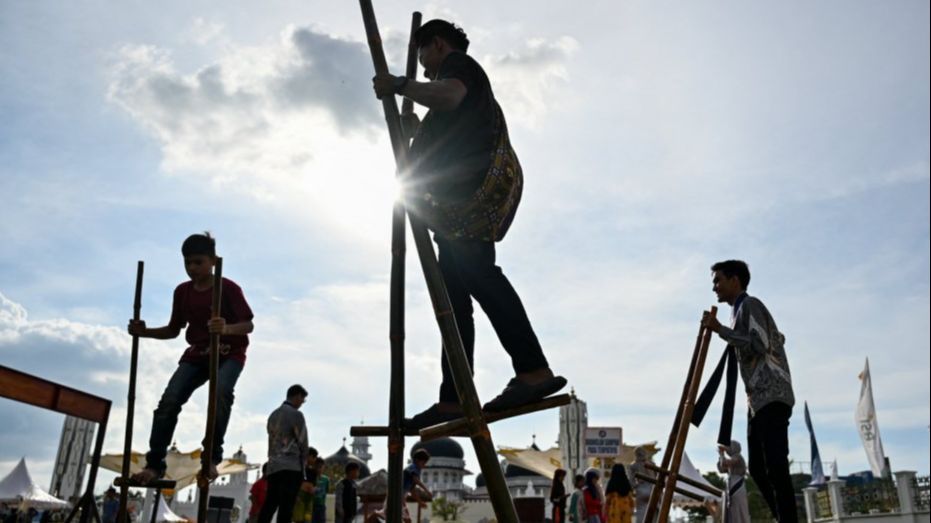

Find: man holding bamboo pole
<box><xmin>372</xmin><ymin>19</ymin><xmax>566</xmax><ymax>430</ymax></box>
<box><xmin>699</xmin><ymin>260</ymin><xmax>797</xmax><ymax>522</ymax></box>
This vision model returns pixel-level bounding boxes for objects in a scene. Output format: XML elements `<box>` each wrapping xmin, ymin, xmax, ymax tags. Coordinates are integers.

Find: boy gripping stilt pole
<box><xmin>127</xmin><ymin>233</ymin><xmax>254</xmax><ymax>489</ymax></box>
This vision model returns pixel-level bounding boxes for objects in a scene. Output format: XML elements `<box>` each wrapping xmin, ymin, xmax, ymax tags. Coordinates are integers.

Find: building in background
<box><xmin>49</xmin><ymin>415</ymin><xmax>95</xmax><ymax>503</ymax></box>
<box><xmin>411</xmin><ymin>438</ymin><xmax>472</xmax><ymax>502</ymax></box>
<box><xmin>559</xmin><ymin>389</ymin><xmax>588</xmax><ymax>480</ymax></box>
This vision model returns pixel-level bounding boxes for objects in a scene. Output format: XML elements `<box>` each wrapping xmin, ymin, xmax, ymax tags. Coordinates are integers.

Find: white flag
<box><xmin>856</xmin><ymin>358</ymin><xmax>888</xmax><ymax>477</ymax></box>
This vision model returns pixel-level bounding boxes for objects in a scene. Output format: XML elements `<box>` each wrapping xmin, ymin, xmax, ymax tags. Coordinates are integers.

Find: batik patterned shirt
<box><xmin>718</xmin><ymin>294</ymin><xmax>795</xmax><ymax>415</ymax></box>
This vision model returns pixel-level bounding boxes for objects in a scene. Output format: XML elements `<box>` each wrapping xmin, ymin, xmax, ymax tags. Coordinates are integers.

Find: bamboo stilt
<box><xmin>643</xmin><ymin>463</ymin><xmax>722</xmax><ymax>497</ymax></box>
<box><xmin>117</xmin><ymin>261</ymin><xmax>144</xmax><ymax>523</ymax></box>
<box><xmin>197</xmin><ymin>257</ymin><xmax>223</xmax><ymax>523</ymax></box>
<box><xmin>350</xmin><ymin>394</ymin><xmax>571</xmax><ymax>438</ymax></box>
<box><xmin>386</xmin><ymin>12</ymin><xmax>421</xmax><ymax>523</ymax></box>
<box><xmin>643</xmin><ymin>307</ymin><xmax>717</xmax><ymax>523</ymax></box>
<box><xmin>634</xmin><ymin>474</ymin><xmax>711</xmax><ymax>503</ymax></box>
<box><xmin>357</xmin><ymin>2</ymin><xmax>519</xmax><ymax>521</ymax></box>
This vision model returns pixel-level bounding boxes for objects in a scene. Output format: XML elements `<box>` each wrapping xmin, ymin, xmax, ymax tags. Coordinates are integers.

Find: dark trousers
<box><xmin>258</xmin><ymin>470</ymin><xmax>303</xmax><ymax>523</ymax></box>
<box><xmin>435</xmin><ymin>236</ymin><xmax>549</xmax><ymax>403</ymax></box>
<box><xmin>311</xmin><ymin>503</ymin><xmax>326</xmax><ymax>523</ymax></box>
<box><xmin>145</xmin><ymin>360</ymin><xmax>243</xmax><ymax>472</ymax></box>
<box><xmin>748</xmin><ymin>402</ymin><xmax>798</xmax><ymax>522</ymax></box>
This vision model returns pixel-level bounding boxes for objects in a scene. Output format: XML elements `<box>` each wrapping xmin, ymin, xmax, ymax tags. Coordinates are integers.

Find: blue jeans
<box><xmin>145</xmin><ymin>359</ymin><xmax>243</xmax><ymax>473</ymax></box>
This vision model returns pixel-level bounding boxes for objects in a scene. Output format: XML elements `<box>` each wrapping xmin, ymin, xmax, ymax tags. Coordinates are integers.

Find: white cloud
<box><xmin>105</xmin><ymin>25</ymin><xmax>580</xmax><ymax>250</ymax></box>
<box><xmin>189</xmin><ymin>18</ymin><xmax>226</xmax><ymax>47</ymax></box>
<box><xmin>483</xmin><ymin>36</ymin><xmax>580</xmax><ymax>128</ymax></box>
<box><xmin>0</xmin><ymin>292</ymin><xmax>125</xmax><ymax>354</ymax></box>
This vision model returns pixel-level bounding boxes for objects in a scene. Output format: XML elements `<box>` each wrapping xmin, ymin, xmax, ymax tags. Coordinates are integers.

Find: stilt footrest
<box><xmin>643</xmin><ymin>463</ymin><xmax>722</xmax><ymax>497</ymax></box>
<box><xmin>349</xmin><ymin>394</ymin><xmax>572</xmax><ymax>439</ymax></box>
<box><xmin>634</xmin><ymin>474</ymin><xmax>710</xmax><ymax>502</ymax></box>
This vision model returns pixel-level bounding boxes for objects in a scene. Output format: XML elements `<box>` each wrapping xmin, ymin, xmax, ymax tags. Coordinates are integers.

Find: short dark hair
<box><xmin>287</xmin><ymin>384</ymin><xmax>308</xmax><ymax>399</ymax></box>
<box><xmin>314</xmin><ymin>457</ymin><xmax>326</xmax><ymax>467</ymax></box>
<box><xmin>574</xmin><ymin>474</ymin><xmax>585</xmax><ymax>485</ymax></box>
<box><xmin>345</xmin><ymin>462</ymin><xmax>360</xmax><ymax>474</ymax></box>
<box><xmin>308</xmin><ymin>446</ymin><xmax>318</xmax><ymax>457</ymax></box>
<box><xmin>711</xmin><ymin>260</ymin><xmax>751</xmax><ymax>289</ymax></box>
<box><xmin>412</xmin><ymin>449</ymin><xmax>431</xmax><ymax>462</ymax></box>
<box><xmin>181</xmin><ymin>232</ymin><xmax>216</xmax><ymax>257</ymax></box>
<box><xmin>414</xmin><ymin>19</ymin><xmax>469</xmax><ymax>52</ymax></box>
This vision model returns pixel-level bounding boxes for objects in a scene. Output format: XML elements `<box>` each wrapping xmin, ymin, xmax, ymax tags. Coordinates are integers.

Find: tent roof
<box><xmin>0</xmin><ymin>458</ymin><xmax>71</xmax><ymax>510</ymax></box>
<box><xmin>153</xmin><ymin>493</ymin><xmax>186</xmax><ymax>522</ymax></box>
<box><xmin>673</xmin><ymin>452</ymin><xmax>720</xmax><ymax>503</ymax></box>
<box><xmin>99</xmin><ymin>446</ymin><xmax>251</xmax><ymax>491</ymax></box>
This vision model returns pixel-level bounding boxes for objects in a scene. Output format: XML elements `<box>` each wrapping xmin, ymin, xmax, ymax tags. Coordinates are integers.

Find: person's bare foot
<box><xmin>130</xmin><ymin>468</ymin><xmax>160</xmax><ymax>486</ymax></box>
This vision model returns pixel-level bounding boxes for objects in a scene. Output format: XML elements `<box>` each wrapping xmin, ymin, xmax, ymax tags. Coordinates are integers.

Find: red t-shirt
<box><xmin>249</xmin><ymin>477</ymin><xmax>268</xmax><ymax>516</ymax></box>
<box><xmin>169</xmin><ymin>278</ymin><xmax>254</xmax><ymax>365</ymax></box>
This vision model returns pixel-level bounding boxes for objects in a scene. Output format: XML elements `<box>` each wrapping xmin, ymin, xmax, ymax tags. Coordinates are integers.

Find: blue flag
<box><xmin>805</xmin><ymin>401</ymin><xmax>826</xmax><ymax>485</ymax></box>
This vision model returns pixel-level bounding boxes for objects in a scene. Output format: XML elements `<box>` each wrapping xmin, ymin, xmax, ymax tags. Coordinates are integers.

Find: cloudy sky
<box><xmin>1</xmin><ymin>0</ymin><xmax>928</xmax><ymax>495</ymax></box>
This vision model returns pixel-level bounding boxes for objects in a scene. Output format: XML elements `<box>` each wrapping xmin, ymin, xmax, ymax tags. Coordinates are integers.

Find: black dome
<box><xmin>475</xmin><ymin>473</ymin><xmax>486</xmax><ymax>488</ymax></box>
<box><xmin>411</xmin><ymin>438</ymin><xmax>464</xmax><ymax>460</ymax></box>
<box><xmin>324</xmin><ymin>446</ymin><xmax>371</xmax><ymax>479</ymax></box>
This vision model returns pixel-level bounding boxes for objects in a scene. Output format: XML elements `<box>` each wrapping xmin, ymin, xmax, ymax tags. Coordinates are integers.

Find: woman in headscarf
<box><xmin>604</xmin><ymin>464</ymin><xmax>634</xmax><ymax>523</ymax></box>
<box><xmin>629</xmin><ymin>446</ymin><xmax>655</xmax><ymax>523</ymax></box>
<box><xmin>579</xmin><ymin>468</ymin><xmax>605</xmax><ymax>523</ymax></box>
<box><xmin>717</xmin><ymin>440</ymin><xmax>751</xmax><ymax>523</ymax></box>
<box><xmin>550</xmin><ymin>469</ymin><xmax>569</xmax><ymax>523</ymax></box>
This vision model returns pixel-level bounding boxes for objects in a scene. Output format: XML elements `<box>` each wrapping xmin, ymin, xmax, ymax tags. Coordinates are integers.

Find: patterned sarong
<box><xmin>406</xmin><ymin>102</ymin><xmax>522</xmax><ymax>242</ymax></box>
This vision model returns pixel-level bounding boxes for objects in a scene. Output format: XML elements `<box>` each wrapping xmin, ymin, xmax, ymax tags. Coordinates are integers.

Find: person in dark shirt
<box><xmin>128</xmin><ymin>232</ymin><xmax>255</xmax><ymax>484</ymax></box>
<box><xmin>372</xmin><ymin>19</ymin><xmax>566</xmax><ymax>430</ymax></box>
<box><xmin>550</xmin><ymin>469</ymin><xmax>568</xmax><ymax>523</ymax></box>
<box><xmin>101</xmin><ymin>487</ymin><xmax>119</xmax><ymax>523</ymax></box>
<box><xmin>334</xmin><ymin>462</ymin><xmax>360</xmax><ymax>523</ymax></box>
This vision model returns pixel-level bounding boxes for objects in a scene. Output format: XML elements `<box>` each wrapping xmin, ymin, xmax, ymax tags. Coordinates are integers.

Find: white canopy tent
<box><xmin>152</xmin><ymin>492</ymin><xmax>186</xmax><ymax>523</ymax></box>
<box><xmin>0</xmin><ymin>458</ymin><xmax>71</xmax><ymax>511</ymax></box>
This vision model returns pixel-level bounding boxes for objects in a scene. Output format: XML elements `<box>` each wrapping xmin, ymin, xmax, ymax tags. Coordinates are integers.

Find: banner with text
<box><xmin>584</xmin><ymin>427</ymin><xmax>622</xmax><ymax>457</ymax></box>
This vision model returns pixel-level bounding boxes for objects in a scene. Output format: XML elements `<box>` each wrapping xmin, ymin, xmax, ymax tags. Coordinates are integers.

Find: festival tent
<box><xmin>152</xmin><ymin>492</ymin><xmax>186</xmax><ymax>523</ymax></box>
<box><xmin>98</xmin><ymin>444</ymin><xmax>250</xmax><ymax>491</ymax></box>
<box><xmin>673</xmin><ymin>452</ymin><xmax>721</xmax><ymax>503</ymax></box>
<box><xmin>0</xmin><ymin>458</ymin><xmax>71</xmax><ymax>510</ymax></box>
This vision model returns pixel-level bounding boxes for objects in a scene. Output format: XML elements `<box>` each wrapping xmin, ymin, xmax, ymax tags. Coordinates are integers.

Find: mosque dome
<box><xmin>410</xmin><ymin>438</ymin><xmax>464</xmax><ymax>460</ymax></box>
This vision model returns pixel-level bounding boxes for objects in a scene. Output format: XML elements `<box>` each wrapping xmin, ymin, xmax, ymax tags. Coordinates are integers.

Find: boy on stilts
<box><xmin>128</xmin><ymin>233</ymin><xmax>254</xmax><ymax>484</ymax></box>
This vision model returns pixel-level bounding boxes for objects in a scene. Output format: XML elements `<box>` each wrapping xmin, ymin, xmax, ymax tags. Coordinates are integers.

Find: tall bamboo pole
<box><xmin>386</xmin><ymin>11</ymin><xmax>421</xmax><ymax>523</ymax></box>
<box><xmin>357</xmin><ymin>2</ymin><xmax>518</xmax><ymax>521</ymax></box>
<box><xmin>645</xmin><ymin>307</ymin><xmax>716</xmax><ymax>522</ymax></box>
<box><xmin>197</xmin><ymin>257</ymin><xmax>223</xmax><ymax>522</ymax></box>
<box><xmin>643</xmin><ymin>310</ymin><xmax>707</xmax><ymax>522</ymax></box>
<box><xmin>117</xmin><ymin>261</ymin><xmax>144</xmax><ymax>523</ymax></box>
<box><xmin>656</xmin><ymin>308</ymin><xmax>716</xmax><ymax>522</ymax></box>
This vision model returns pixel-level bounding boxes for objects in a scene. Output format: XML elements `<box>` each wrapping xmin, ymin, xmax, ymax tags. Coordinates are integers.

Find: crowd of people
<box><xmin>248</xmin><ymin>385</ymin><xmax>361</xmax><ymax>523</ymax></box>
